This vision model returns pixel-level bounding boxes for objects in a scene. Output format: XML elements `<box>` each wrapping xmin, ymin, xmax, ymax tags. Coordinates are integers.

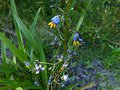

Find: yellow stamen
<box><xmin>50</xmin><ymin>23</ymin><xmax>54</xmax><ymax>28</ymax></box>
<box><xmin>73</xmin><ymin>41</ymin><xmax>76</xmax><ymax>46</ymax></box>
<box><xmin>48</xmin><ymin>22</ymin><xmax>56</xmax><ymax>28</ymax></box>
<box><xmin>73</xmin><ymin>41</ymin><xmax>81</xmax><ymax>46</ymax></box>
<box><xmin>48</xmin><ymin>22</ymin><xmax>52</xmax><ymax>25</ymax></box>
<box><xmin>53</xmin><ymin>24</ymin><xmax>56</xmax><ymax>28</ymax></box>
<box><xmin>76</xmin><ymin>41</ymin><xmax>80</xmax><ymax>45</ymax></box>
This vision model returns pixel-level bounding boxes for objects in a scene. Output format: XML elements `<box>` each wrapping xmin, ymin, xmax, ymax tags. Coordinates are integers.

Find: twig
<box><xmin>107</xmin><ymin>40</ymin><xmax>120</xmax><ymax>46</ymax></box>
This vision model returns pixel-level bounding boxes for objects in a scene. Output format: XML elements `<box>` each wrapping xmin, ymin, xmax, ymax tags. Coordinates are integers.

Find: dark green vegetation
<box><xmin>0</xmin><ymin>0</ymin><xmax>120</xmax><ymax>90</ymax></box>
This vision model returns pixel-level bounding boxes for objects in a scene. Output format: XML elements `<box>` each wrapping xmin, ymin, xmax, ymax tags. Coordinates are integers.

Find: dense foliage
<box><xmin>0</xmin><ymin>0</ymin><xmax>120</xmax><ymax>90</ymax></box>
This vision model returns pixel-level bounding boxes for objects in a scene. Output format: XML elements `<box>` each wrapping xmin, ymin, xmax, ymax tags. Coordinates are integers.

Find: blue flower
<box><xmin>73</xmin><ymin>33</ymin><xmax>83</xmax><ymax>46</ymax></box>
<box><xmin>48</xmin><ymin>15</ymin><xmax>60</xmax><ymax>28</ymax></box>
<box><xmin>51</xmin><ymin>15</ymin><xmax>60</xmax><ymax>25</ymax></box>
<box><xmin>24</xmin><ymin>61</ymin><xmax>30</xmax><ymax>68</ymax></box>
<box><xmin>73</xmin><ymin>33</ymin><xmax>79</xmax><ymax>41</ymax></box>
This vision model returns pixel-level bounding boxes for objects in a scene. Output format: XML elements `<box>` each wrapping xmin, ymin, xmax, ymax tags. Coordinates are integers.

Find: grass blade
<box><xmin>10</xmin><ymin>0</ymin><xmax>48</xmax><ymax>85</ymax></box>
<box><xmin>0</xmin><ymin>32</ymin><xmax>28</xmax><ymax>62</ymax></box>
<box><xmin>11</xmin><ymin>0</ymin><xmax>39</xmax><ymax>56</ymax></box>
<box><xmin>68</xmin><ymin>0</ymin><xmax>92</xmax><ymax>46</ymax></box>
<box><xmin>30</xmin><ymin>7</ymin><xmax>41</xmax><ymax>34</ymax></box>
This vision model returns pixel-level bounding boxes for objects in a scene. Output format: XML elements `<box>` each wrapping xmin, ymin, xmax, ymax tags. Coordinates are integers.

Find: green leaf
<box><xmin>68</xmin><ymin>0</ymin><xmax>92</xmax><ymax>48</ymax></box>
<box><xmin>0</xmin><ymin>32</ymin><xmax>28</xmax><ymax>62</ymax></box>
<box><xmin>1</xmin><ymin>41</ymin><xmax>9</xmax><ymax>79</ymax></box>
<box><xmin>75</xmin><ymin>10</ymin><xmax>86</xmax><ymax>32</ymax></box>
<box><xmin>29</xmin><ymin>7</ymin><xmax>41</xmax><ymax>64</ymax></box>
<box><xmin>11</xmin><ymin>0</ymin><xmax>40</xmax><ymax>57</ymax></box>
<box><xmin>20</xmin><ymin>80</ymin><xmax>43</xmax><ymax>89</ymax></box>
<box><xmin>1</xmin><ymin>42</ymin><xmax>7</xmax><ymax>68</ymax></box>
<box><xmin>0</xmin><ymin>79</ymin><xmax>19</xmax><ymax>89</ymax></box>
<box><xmin>76</xmin><ymin>82</ymin><xmax>96</xmax><ymax>90</ymax></box>
<box><xmin>0</xmin><ymin>79</ymin><xmax>43</xmax><ymax>89</ymax></box>
<box><xmin>14</xmin><ymin>18</ymin><xmax>25</xmax><ymax>52</ymax></box>
<box><xmin>0</xmin><ymin>67</ymin><xmax>16</xmax><ymax>73</ymax></box>
<box><xmin>10</xmin><ymin>0</ymin><xmax>48</xmax><ymax>85</ymax></box>
<box><xmin>109</xmin><ymin>45</ymin><xmax>115</xmax><ymax>50</ymax></box>
<box><xmin>30</xmin><ymin>7</ymin><xmax>41</xmax><ymax>34</ymax></box>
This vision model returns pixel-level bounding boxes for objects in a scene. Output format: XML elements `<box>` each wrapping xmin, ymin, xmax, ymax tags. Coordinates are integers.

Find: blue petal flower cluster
<box><xmin>73</xmin><ymin>33</ymin><xmax>83</xmax><ymax>46</ymax></box>
<box><xmin>48</xmin><ymin>15</ymin><xmax>60</xmax><ymax>28</ymax></box>
<box><xmin>51</xmin><ymin>15</ymin><xmax>60</xmax><ymax>25</ymax></box>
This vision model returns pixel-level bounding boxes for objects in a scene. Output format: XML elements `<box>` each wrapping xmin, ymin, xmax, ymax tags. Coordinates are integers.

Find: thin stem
<box><xmin>63</xmin><ymin>0</ymin><xmax>72</xmax><ymax>57</ymax></box>
<box><xmin>39</xmin><ymin>62</ymin><xmax>54</xmax><ymax>65</ymax></box>
<box><xmin>56</xmin><ymin>26</ymin><xmax>64</xmax><ymax>40</ymax></box>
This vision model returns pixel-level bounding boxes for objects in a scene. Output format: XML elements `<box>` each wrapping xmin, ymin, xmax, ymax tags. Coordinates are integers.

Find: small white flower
<box><xmin>60</xmin><ymin>55</ymin><xmax>63</xmax><ymax>59</ymax></box>
<box><xmin>35</xmin><ymin>66</ymin><xmax>39</xmax><ymax>70</ymax></box>
<box><xmin>36</xmin><ymin>70</ymin><xmax>39</xmax><ymax>74</ymax></box>
<box><xmin>63</xmin><ymin>62</ymin><xmax>68</xmax><ymax>67</ymax></box>
<box><xmin>35</xmin><ymin>64</ymin><xmax>38</xmax><ymax>67</ymax></box>
<box><xmin>35</xmin><ymin>64</ymin><xmax>41</xmax><ymax>70</ymax></box>
<box><xmin>35</xmin><ymin>64</ymin><xmax>45</xmax><ymax>74</ymax></box>
<box><xmin>61</xmin><ymin>75</ymin><xmax>68</xmax><ymax>81</ymax></box>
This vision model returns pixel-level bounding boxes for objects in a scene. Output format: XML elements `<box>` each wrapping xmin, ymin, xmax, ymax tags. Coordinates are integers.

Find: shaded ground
<box><xmin>0</xmin><ymin>44</ymin><xmax>118</xmax><ymax>90</ymax></box>
<box><xmin>60</xmin><ymin>59</ymin><xmax>117</xmax><ymax>90</ymax></box>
